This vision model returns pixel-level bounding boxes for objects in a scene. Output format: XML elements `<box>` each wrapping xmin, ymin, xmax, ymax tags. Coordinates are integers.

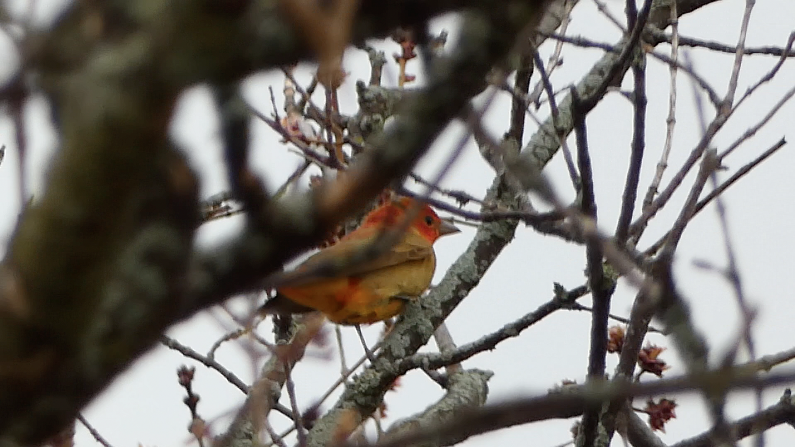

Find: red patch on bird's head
<box><xmin>362</xmin><ymin>197</ymin><xmax>444</xmax><ymax>242</ymax></box>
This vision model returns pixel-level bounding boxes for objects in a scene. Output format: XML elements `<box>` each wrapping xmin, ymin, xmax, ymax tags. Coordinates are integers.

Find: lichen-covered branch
<box><xmin>381</xmin><ymin>369</ymin><xmax>493</xmax><ymax>447</ymax></box>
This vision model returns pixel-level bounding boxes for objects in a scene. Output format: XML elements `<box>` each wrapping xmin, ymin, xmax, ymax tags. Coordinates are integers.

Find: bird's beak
<box><xmin>438</xmin><ymin>219</ymin><xmax>461</xmax><ymax>237</ymax></box>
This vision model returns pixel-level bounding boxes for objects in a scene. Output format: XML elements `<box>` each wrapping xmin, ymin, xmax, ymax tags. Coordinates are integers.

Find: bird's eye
<box><xmin>424</xmin><ymin>215</ymin><xmax>434</xmax><ymax>226</ymax></box>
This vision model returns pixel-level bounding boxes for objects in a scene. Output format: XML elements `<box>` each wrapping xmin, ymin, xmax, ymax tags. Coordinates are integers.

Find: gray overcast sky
<box><xmin>1</xmin><ymin>0</ymin><xmax>794</xmax><ymax>446</ymax></box>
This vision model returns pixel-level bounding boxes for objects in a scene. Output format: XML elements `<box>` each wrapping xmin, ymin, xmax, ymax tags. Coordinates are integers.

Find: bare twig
<box><xmin>646</xmin><ymin>28</ymin><xmax>795</xmax><ymax>58</ymax></box>
<box><xmin>525</xmin><ymin>0</ymin><xmax>575</xmax><ymax>107</ymax></box>
<box><xmin>562</xmin><ymin>300</ymin><xmax>664</xmax><ymax>333</ymax></box>
<box><xmin>396</xmin><ymin>286</ymin><xmax>587</xmax><ymax>373</ymax></box>
<box><xmin>708</xmin><ymin>158</ymin><xmax>762</xmax><ymax>446</ymax></box>
<box><xmin>722</xmin><ymin>0</ymin><xmax>757</xmax><ymax>107</ymax></box>
<box><xmin>659</xmin><ymin>149</ymin><xmax>719</xmax><ymax>259</ymax></box>
<box><xmin>577</xmin><ymin>0</ymin><xmax>653</xmax><ymax>111</ymax></box>
<box><xmin>176</xmin><ymin>366</ymin><xmax>207</xmax><ymax>447</ymax></box>
<box><xmin>640</xmin><ymin>0</ymin><xmax>680</xmax><ymax>225</ymax></box>
<box><xmin>283</xmin><ymin>362</ymin><xmax>306</xmax><ymax>446</ymax></box>
<box><xmin>643</xmin><ymin>138</ymin><xmax>787</xmax><ymax>257</ymax></box>
<box><xmin>207</xmin><ymin>327</ymin><xmax>249</xmax><ymax>361</ymax></box>
<box><xmin>670</xmin><ymin>390</ymin><xmax>795</xmax><ymax>447</ymax></box>
<box><xmin>533</xmin><ymin>51</ymin><xmax>581</xmax><ymax>191</ymax></box>
<box><xmin>591</xmin><ymin>0</ymin><xmax>626</xmax><ymax>32</ymax></box>
<box><xmin>732</xmin><ymin>31</ymin><xmax>795</xmax><ymax>112</ymax></box>
<box><xmin>433</xmin><ymin>322</ymin><xmax>462</xmax><ymax>375</ymax></box>
<box><xmin>161</xmin><ymin>336</ymin><xmax>250</xmax><ymax>395</ymax></box>
<box><xmin>76</xmin><ymin>414</ymin><xmax>113</xmax><ymax>447</ymax></box>
<box><xmin>720</xmin><ymin>82</ymin><xmax>795</xmax><ymax>160</ymax></box>
<box><xmin>614</xmin><ymin>42</ymin><xmax>646</xmax><ymax>245</ymax></box>
<box><xmin>540</xmin><ymin>32</ymin><xmax>721</xmax><ymax>108</ymax></box>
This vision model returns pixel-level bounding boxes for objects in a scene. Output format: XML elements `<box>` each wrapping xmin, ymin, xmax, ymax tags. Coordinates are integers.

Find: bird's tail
<box><xmin>258</xmin><ymin>292</ymin><xmax>317</xmax><ymax>316</ymax></box>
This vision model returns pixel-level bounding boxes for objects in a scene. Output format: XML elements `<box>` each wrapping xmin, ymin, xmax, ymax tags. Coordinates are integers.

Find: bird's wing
<box><xmin>287</xmin><ymin>229</ymin><xmax>433</xmax><ymax>284</ymax></box>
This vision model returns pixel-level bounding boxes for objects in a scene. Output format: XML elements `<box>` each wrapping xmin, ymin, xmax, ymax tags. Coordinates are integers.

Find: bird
<box><xmin>259</xmin><ymin>197</ymin><xmax>459</xmax><ymax>325</ymax></box>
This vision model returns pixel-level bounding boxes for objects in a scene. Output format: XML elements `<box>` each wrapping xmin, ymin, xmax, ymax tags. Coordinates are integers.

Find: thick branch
<box><xmin>381</xmin><ymin>369</ymin><xmax>493</xmax><ymax>447</ymax></box>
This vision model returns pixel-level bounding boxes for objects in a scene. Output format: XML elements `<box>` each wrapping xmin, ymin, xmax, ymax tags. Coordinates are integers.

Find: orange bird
<box><xmin>260</xmin><ymin>197</ymin><xmax>459</xmax><ymax>325</ymax></box>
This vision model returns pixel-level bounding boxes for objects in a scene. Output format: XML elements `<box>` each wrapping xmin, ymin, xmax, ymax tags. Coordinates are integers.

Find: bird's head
<box><xmin>363</xmin><ymin>196</ymin><xmax>460</xmax><ymax>243</ymax></box>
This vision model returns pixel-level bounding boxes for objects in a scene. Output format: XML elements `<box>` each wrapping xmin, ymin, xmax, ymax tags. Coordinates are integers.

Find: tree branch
<box><xmin>364</xmin><ymin>366</ymin><xmax>795</xmax><ymax>447</ymax></box>
<box><xmin>670</xmin><ymin>390</ymin><xmax>795</xmax><ymax>447</ymax></box>
<box><xmin>381</xmin><ymin>369</ymin><xmax>493</xmax><ymax>447</ymax></box>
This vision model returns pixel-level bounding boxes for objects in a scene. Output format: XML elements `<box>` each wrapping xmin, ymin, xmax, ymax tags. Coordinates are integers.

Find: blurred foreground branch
<box><xmin>0</xmin><ymin>1</ymin><xmax>552</xmax><ymax>444</ymax></box>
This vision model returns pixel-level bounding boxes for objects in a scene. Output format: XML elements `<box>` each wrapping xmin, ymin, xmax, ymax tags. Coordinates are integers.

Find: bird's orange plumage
<box><xmin>262</xmin><ymin>197</ymin><xmax>459</xmax><ymax>324</ymax></box>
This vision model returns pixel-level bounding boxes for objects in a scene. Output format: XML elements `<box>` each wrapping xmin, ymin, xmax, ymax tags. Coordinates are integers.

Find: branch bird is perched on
<box><xmin>260</xmin><ymin>197</ymin><xmax>459</xmax><ymax>324</ymax></box>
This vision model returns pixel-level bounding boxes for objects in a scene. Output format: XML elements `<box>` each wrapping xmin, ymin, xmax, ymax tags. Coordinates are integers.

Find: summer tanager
<box><xmin>260</xmin><ymin>197</ymin><xmax>459</xmax><ymax>325</ymax></box>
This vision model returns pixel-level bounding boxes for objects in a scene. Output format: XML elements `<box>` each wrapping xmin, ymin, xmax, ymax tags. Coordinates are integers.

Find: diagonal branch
<box><xmin>381</xmin><ymin>369</ymin><xmax>493</xmax><ymax>447</ymax></box>
<box><xmin>670</xmin><ymin>390</ymin><xmax>795</xmax><ymax>447</ymax></box>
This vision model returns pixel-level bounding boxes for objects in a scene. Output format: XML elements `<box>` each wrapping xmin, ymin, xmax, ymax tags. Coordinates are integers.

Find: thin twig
<box><xmin>650</xmin><ymin>50</ymin><xmax>720</xmax><ymax>109</ymax></box>
<box><xmin>207</xmin><ymin>327</ymin><xmax>249</xmax><ymax>361</ymax></box>
<box><xmin>564</xmin><ymin>301</ymin><xmax>664</xmax><ymax>333</ymax></box>
<box><xmin>615</xmin><ymin>28</ymin><xmax>647</xmax><ymax>244</ymax></box>
<box><xmin>77</xmin><ymin>414</ymin><xmax>114</xmax><ymax>447</ymax></box>
<box><xmin>355</xmin><ymin>325</ymin><xmax>377</xmax><ymax>363</ymax></box>
<box><xmin>283</xmin><ymin>362</ymin><xmax>306</xmax><ymax>446</ymax></box>
<box><xmin>541</xmin><ymin>32</ymin><xmax>721</xmax><ymax>108</ymax></box>
<box><xmin>639</xmin><ymin>0</ymin><xmax>679</xmax><ymax>229</ymax></box>
<box><xmin>274</xmin><ymin>160</ymin><xmax>312</xmax><ymax>199</ymax></box>
<box><xmin>646</xmin><ymin>28</ymin><xmax>795</xmax><ymax>58</ymax></box>
<box><xmin>526</xmin><ymin>0</ymin><xmax>574</xmax><ymax>107</ymax></box>
<box><xmin>670</xmin><ymin>390</ymin><xmax>795</xmax><ymax>447</ymax></box>
<box><xmin>264</xmin><ymin>418</ymin><xmax>290</xmax><ymax>447</ymax></box>
<box><xmin>658</xmin><ymin>149</ymin><xmax>719</xmax><ymax>259</ymax></box>
<box><xmin>161</xmin><ymin>336</ymin><xmax>250</xmax><ymax>394</ymax></box>
<box><xmin>408</xmin><ymin>173</ymin><xmax>486</xmax><ymax>206</ymax></box>
<box><xmin>433</xmin><ymin>322</ymin><xmax>462</xmax><ymax>376</ymax></box>
<box><xmin>315</xmin><ymin>344</ymin><xmax>380</xmax><ymax>408</ymax></box>
<box><xmin>591</xmin><ymin>0</ymin><xmax>626</xmax><ymax>32</ymax></box>
<box><xmin>508</xmin><ymin>50</ymin><xmax>533</xmax><ymax>144</ymax></box>
<box><xmin>643</xmin><ymin>138</ymin><xmax>787</xmax><ymax>257</ymax></box>
<box><xmin>533</xmin><ymin>51</ymin><xmax>581</xmax><ymax>191</ymax></box>
<box><xmin>397</xmin><ymin>287</ymin><xmax>588</xmax><ymax>372</ymax></box>
<box><xmin>720</xmin><ymin>82</ymin><xmax>795</xmax><ymax>160</ymax></box>
<box><xmin>732</xmin><ymin>31</ymin><xmax>795</xmax><ymax>112</ymax></box>
<box><xmin>577</xmin><ymin>0</ymin><xmax>653</xmax><ymax>111</ymax></box>
<box><xmin>708</xmin><ymin>157</ymin><xmax>762</xmax><ymax>447</ymax></box>
<box><xmin>722</xmin><ymin>0</ymin><xmax>757</xmax><ymax>107</ymax></box>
